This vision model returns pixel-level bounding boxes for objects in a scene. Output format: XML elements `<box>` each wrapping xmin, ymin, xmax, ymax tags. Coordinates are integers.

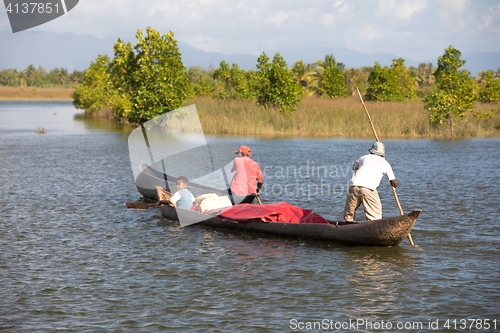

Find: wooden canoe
<box><xmin>135</xmin><ymin>167</ymin><xmax>420</xmax><ymax>246</ymax></box>
<box><xmin>159</xmin><ymin>204</ymin><xmax>421</xmax><ymax>247</ymax></box>
<box><xmin>135</xmin><ymin>165</ymin><xmax>252</xmax><ymax>203</ymax></box>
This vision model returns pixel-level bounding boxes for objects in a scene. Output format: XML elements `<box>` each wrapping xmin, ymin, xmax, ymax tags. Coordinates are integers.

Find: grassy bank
<box><xmin>0</xmin><ymin>87</ymin><xmax>74</xmax><ymax>100</ymax></box>
<box><xmin>191</xmin><ymin>96</ymin><xmax>500</xmax><ymax>139</ymax></box>
<box><xmin>3</xmin><ymin>86</ymin><xmax>497</xmax><ymax>138</ymax></box>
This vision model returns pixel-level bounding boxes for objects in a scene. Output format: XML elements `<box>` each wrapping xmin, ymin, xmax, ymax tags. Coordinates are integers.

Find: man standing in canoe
<box><xmin>229</xmin><ymin>145</ymin><xmax>263</xmax><ymax>203</ymax></box>
<box><xmin>343</xmin><ymin>142</ymin><xmax>398</xmax><ymax>222</ymax></box>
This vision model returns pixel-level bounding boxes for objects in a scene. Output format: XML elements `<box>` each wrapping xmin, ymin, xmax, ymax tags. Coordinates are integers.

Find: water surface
<box><xmin>1</xmin><ymin>101</ymin><xmax>499</xmax><ymax>332</ymax></box>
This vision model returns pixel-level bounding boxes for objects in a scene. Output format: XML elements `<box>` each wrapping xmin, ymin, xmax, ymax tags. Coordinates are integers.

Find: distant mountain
<box><xmin>273</xmin><ymin>45</ymin><xmax>421</xmax><ymax>69</ymax></box>
<box><xmin>177</xmin><ymin>41</ymin><xmax>257</xmax><ymax>71</ymax></box>
<box><xmin>460</xmin><ymin>52</ymin><xmax>500</xmax><ymax>76</ymax></box>
<box><xmin>1</xmin><ymin>32</ymin><xmax>498</xmax><ymax>77</ymax></box>
<box><xmin>1</xmin><ymin>32</ymin><xmax>118</xmax><ymax>71</ymax></box>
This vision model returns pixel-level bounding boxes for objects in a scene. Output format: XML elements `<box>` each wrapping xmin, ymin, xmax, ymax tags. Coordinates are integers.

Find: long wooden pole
<box><xmin>355</xmin><ymin>87</ymin><xmax>415</xmax><ymax>246</ymax></box>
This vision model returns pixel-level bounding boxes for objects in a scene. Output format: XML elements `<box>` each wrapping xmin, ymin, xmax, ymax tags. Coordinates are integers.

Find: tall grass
<box><xmin>0</xmin><ymin>87</ymin><xmax>74</xmax><ymax>100</ymax></box>
<box><xmin>189</xmin><ymin>96</ymin><xmax>500</xmax><ymax>139</ymax></box>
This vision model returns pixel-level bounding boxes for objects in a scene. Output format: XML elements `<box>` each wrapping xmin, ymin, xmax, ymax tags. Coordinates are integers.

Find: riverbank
<box><xmin>191</xmin><ymin>96</ymin><xmax>500</xmax><ymax>139</ymax></box>
<box><xmin>3</xmin><ymin>87</ymin><xmax>497</xmax><ymax>138</ymax></box>
<box><xmin>0</xmin><ymin>87</ymin><xmax>74</xmax><ymax>100</ymax></box>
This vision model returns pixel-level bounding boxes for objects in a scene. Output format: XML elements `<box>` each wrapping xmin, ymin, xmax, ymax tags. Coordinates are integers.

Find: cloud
<box><xmin>360</xmin><ymin>26</ymin><xmax>387</xmax><ymax>41</ymax></box>
<box><xmin>320</xmin><ymin>14</ymin><xmax>336</xmax><ymax>29</ymax></box>
<box><xmin>267</xmin><ymin>11</ymin><xmax>291</xmax><ymax>27</ymax></box>
<box><xmin>333</xmin><ymin>1</ymin><xmax>350</xmax><ymax>13</ymax></box>
<box><xmin>5</xmin><ymin>0</ymin><xmax>499</xmax><ymax>61</ymax></box>
<box><xmin>437</xmin><ymin>0</ymin><xmax>471</xmax><ymax>13</ymax></box>
<box><xmin>376</xmin><ymin>0</ymin><xmax>428</xmax><ymax>19</ymax></box>
<box><xmin>395</xmin><ymin>0</ymin><xmax>428</xmax><ymax>19</ymax></box>
<box><xmin>376</xmin><ymin>0</ymin><xmax>396</xmax><ymax>16</ymax></box>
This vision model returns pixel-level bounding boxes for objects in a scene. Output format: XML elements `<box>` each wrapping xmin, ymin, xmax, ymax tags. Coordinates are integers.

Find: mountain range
<box><xmin>1</xmin><ymin>32</ymin><xmax>499</xmax><ymax>77</ymax></box>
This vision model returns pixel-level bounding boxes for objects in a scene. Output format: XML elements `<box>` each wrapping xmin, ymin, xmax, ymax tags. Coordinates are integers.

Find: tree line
<box><xmin>0</xmin><ymin>66</ymin><xmax>83</xmax><ymax>87</ymax></box>
<box><xmin>66</xmin><ymin>28</ymin><xmax>499</xmax><ymax>134</ymax></box>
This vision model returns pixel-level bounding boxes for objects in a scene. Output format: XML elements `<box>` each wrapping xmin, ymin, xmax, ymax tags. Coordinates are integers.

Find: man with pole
<box><xmin>353</xmin><ymin>86</ymin><xmax>414</xmax><ymax>245</ymax></box>
<box><xmin>343</xmin><ymin>141</ymin><xmax>397</xmax><ymax>222</ymax></box>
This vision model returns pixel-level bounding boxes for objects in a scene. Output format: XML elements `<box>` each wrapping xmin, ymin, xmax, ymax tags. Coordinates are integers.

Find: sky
<box><xmin>1</xmin><ymin>0</ymin><xmax>500</xmax><ymax>61</ymax></box>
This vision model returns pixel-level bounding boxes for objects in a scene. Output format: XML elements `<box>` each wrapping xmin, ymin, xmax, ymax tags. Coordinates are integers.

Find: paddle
<box><xmin>126</xmin><ymin>202</ymin><xmax>161</xmax><ymax>210</ymax></box>
<box><xmin>127</xmin><ymin>187</ymin><xmax>174</xmax><ymax>210</ymax></box>
<box><xmin>355</xmin><ymin>86</ymin><xmax>415</xmax><ymax>246</ymax></box>
<box><xmin>256</xmin><ymin>195</ymin><xmax>263</xmax><ymax>205</ymax></box>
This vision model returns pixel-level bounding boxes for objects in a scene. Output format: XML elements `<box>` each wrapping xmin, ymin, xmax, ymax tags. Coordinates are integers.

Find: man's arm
<box><xmin>169</xmin><ymin>192</ymin><xmax>181</xmax><ymax>206</ymax></box>
<box><xmin>256</xmin><ymin>179</ymin><xmax>263</xmax><ymax>196</ymax></box>
<box><xmin>385</xmin><ymin>161</ymin><xmax>396</xmax><ymax>187</ymax></box>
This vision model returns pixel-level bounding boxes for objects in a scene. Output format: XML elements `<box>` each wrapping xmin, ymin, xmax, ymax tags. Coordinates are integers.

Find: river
<box><xmin>0</xmin><ymin>101</ymin><xmax>499</xmax><ymax>332</ymax></box>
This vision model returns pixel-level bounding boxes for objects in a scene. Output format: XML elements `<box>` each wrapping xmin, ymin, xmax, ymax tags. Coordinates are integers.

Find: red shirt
<box><xmin>229</xmin><ymin>156</ymin><xmax>263</xmax><ymax>196</ymax></box>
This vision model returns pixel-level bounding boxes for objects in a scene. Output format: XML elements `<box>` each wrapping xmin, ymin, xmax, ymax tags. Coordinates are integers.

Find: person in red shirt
<box><xmin>229</xmin><ymin>145</ymin><xmax>263</xmax><ymax>203</ymax></box>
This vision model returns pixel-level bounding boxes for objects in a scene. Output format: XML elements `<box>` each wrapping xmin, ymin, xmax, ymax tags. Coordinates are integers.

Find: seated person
<box><xmin>169</xmin><ymin>176</ymin><xmax>195</xmax><ymax>209</ymax></box>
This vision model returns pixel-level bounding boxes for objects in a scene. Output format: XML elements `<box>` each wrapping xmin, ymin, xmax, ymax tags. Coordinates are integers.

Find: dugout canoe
<box><xmin>134</xmin><ymin>165</ymin><xmax>253</xmax><ymax>203</ymax></box>
<box><xmin>159</xmin><ymin>204</ymin><xmax>421</xmax><ymax>247</ymax></box>
<box><xmin>135</xmin><ymin>166</ymin><xmax>420</xmax><ymax>246</ymax></box>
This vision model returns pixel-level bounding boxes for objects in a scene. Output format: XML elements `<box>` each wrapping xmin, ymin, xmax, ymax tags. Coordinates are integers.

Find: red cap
<box><xmin>233</xmin><ymin>145</ymin><xmax>252</xmax><ymax>156</ymax></box>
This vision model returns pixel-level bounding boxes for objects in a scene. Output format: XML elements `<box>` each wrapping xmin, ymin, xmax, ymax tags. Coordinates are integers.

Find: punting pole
<box><xmin>355</xmin><ymin>87</ymin><xmax>415</xmax><ymax>246</ymax></box>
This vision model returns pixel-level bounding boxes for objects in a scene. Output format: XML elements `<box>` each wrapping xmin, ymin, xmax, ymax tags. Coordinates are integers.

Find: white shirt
<box><xmin>349</xmin><ymin>154</ymin><xmax>395</xmax><ymax>191</ymax></box>
<box><xmin>170</xmin><ymin>189</ymin><xmax>195</xmax><ymax>209</ymax></box>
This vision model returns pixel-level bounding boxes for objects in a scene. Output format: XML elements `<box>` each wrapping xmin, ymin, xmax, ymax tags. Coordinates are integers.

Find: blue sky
<box><xmin>1</xmin><ymin>0</ymin><xmax>499</xmax><ymax>61</ymax></box>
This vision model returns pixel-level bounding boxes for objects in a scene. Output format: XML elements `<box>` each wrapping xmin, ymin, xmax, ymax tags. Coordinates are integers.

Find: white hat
<box><xmin>368</xmin><ymin>142</ymin><xmax>385</xmax><ymax>156</ymax></box>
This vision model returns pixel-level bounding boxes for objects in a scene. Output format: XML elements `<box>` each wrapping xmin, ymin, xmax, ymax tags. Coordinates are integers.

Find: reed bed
<box><xmin>4</xmin><ymin>87</ymin><xmax>496</xmax><ymax>139</ymax></box>
<box><xmin>191</xmin><ymin>96</ymin><xmax>500</xmax><ymax>139</ymax></box>
<box><xmin>0</xmin><ymin>87</ymin><xmax>74</xmax><ymax>100</ymax></box>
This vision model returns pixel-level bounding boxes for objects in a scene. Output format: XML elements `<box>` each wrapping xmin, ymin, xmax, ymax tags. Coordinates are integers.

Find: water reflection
<box><xmin>73</xmin><ymin>114</ymin><xmax>134</xmax><ymax>133</ymax></box>
<box><xmin>2</xmin><ymin>101</ymin><xmax>499</xmax><ymax>331</ymax></box>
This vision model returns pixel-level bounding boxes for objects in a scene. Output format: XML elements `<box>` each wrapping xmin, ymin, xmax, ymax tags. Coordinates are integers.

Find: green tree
<box><xmin>212</xmin><ymin>61</ymin><xmax>253</xmax><ymax>100</ymax></box>
<box><xmin>365</xmin><ymin>62</ymin><xmax>400</xmax><ymax>101</ymax></box>
<box><xmin>245</xmin><ymin>69</ymin><xmax>261</xmax><ymax>97</ymax></box>
<box><xmin>73</xmin><ymin>54</ymin><xmax>113</xmax><ymax>113</ymax></box>
<box><xmin>408</xmin><ymin>66</ymin><xmax>421</xmax><ymax>87</ymax></box>
<box><xmin>344</xmin><ymin>67</ymin><xmax>371</xmax><ymax>93</ymax></box>
<box><xmin>193</xmin><ymin>78</ymin><xmax>215</xmax><ymax>97</ymax></box>
<box><xmin>392</xmin><ymin>58</ymin><xmax>417</xmax><ymax>99</ymax></box>
<box><xmin>47</xmin><ymin>68</ymin><xmax>69</xmax><ymax>85</ymax></box>
<box><xmin>110</xmin><ymin>38</ymin><xmax>134</xmax><ymax>93</ymax></box>
<box><xmin>33</xmin><ymin>66</ymin><xmax>48</xmax><ymax>86</ymax></box>
<box><xmin>255</xmin><ymin>52</ymin><xmax>302</xmax><ymax>114</ymax></box>
<box><xmin>187</xmin><ymin>66</ymin><xmax>215</xmax><ymax>97</ymax></box>
<box><xmin>74</xmin><ymin>28</ymin><xmax>191</xmax><ymax>124</ymax></box>
<box><xmin>477</xmin><ymin>70</ymin><xmax>488</xmax><ymax>83</ymax></box>
<box><xmin>316</xmin><ymin>54</ymin><xmax>345</xmax><ymax>72</ymax></box>
<box><xmin>424</xmin><ymin>46</ymin><xmax>476</xmax><ymax>139</ymax></box>
<box><xmin>290</xmin><ymin>60</ymin><xmax>316</xmax><ymax>88</ymax></box>
<box><xmin>69</xmin><ymin>70</ymin><xmax>83</xmax><ymax>84</ymax></box>
<box><xmin>312</xmin><ymin>54</ymin><xmax>346</xmax><ymax>96</ymax></box>
<box><xmin>188</xmin><ymin>66</ymin><xmax>212</xmax><ymax>84</ymax></box>
<box><xmin>366</xmin><ymin>59</ymin><xmax>416</xmax><ymax>101</ymax></box>
<box><xmin>0</xmin><ymin>69</ymin><xmax>18</xmax><ymax>86</ymax></box>
<box><xmin>416</xmin><ymin>62</ymin><xmax>435</xmax><ymax>85</ymax></box>
<box><xmin>478</xmin><ymin>70</ymin><xmax>500</xmax><ymax>103</ymax></box>
<box><xmin>111</xmin><ymin>28</ymin><xmax>193</xmax><ymax>124</ymax></box>
<box><xmin>15</xmin><ymin>71</ymin><xmax>27</xmax><ymax>87</ymax></box>
<box><xmin>24</xmin><ymin>65</ymin><xmax>36</xmax><ymax>86</ymax></box>
<box><xmin>426</xmin><ymin>63</ymin><xmax>435</xmax><ymax>84</ymax></box>
<box><xmin>320</xmin><ymin>67</ymin><xmax>348</xmax><ymax>97</ymax></box>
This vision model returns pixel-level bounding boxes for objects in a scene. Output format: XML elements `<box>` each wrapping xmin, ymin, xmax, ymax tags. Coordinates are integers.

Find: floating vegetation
<box><xmin>35</xmin><ymin>127</ymin><xmax>46</xmax><ymax>134</ymax></box>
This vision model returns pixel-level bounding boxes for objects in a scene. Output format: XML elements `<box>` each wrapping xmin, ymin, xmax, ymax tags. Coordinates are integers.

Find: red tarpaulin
<box><xmin>216</xmin><ymin>202</ymin><xmax>329</xmax><ymax>224</ymax></box>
